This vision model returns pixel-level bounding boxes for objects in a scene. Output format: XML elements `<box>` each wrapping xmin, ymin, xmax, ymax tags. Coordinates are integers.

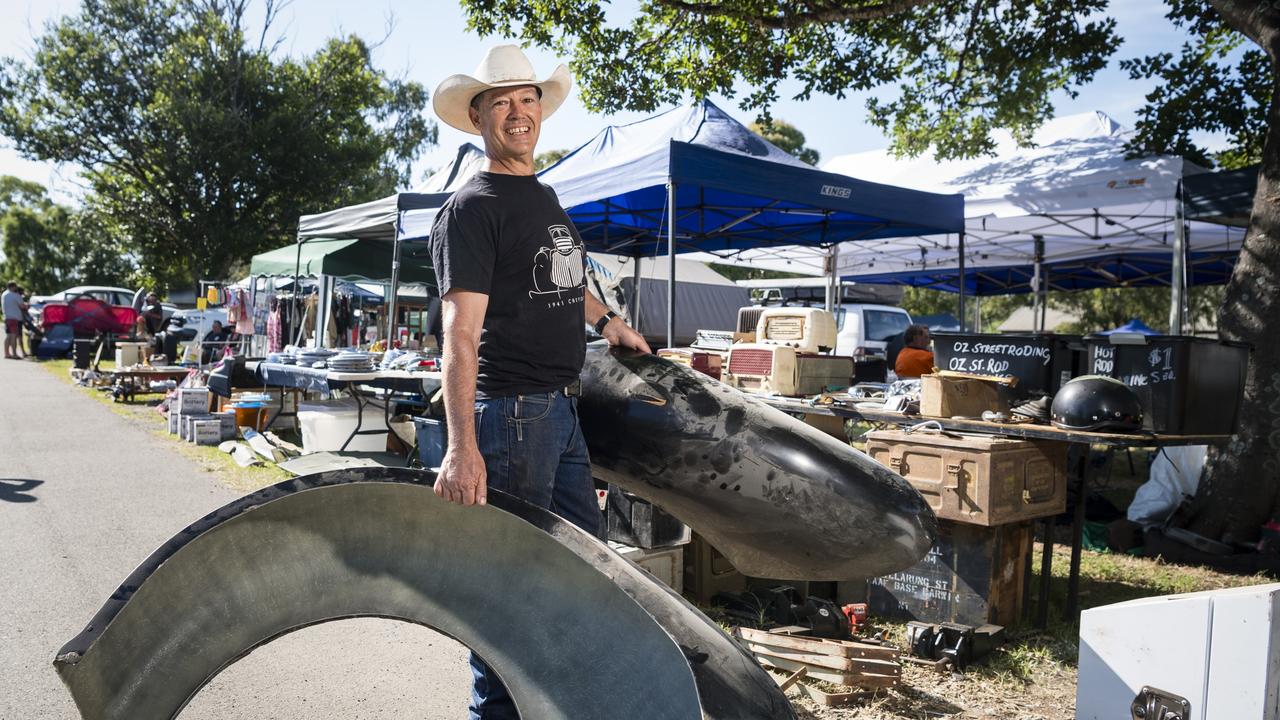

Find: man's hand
<box><xmin>434</xmin><ymin>443</ymin><xmax>488</xmax><ymax>506</ymax></box>
<box><xmin>603</xmin><ymin>318</ymin><xmax>652</xmax><ymax>354</ymax></box>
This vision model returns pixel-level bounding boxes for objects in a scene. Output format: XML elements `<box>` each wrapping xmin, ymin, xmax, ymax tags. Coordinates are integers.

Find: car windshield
<box><xmin>864</xmin><ymin>310</ymin><xmax>911</xmax><ymax>341</ymax></box>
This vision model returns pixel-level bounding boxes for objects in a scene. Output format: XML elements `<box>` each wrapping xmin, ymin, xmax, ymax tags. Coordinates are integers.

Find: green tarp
<box><xmin>249</xmin><ymin>238</ymin><xmax>435</xmax><ymax>286</ymax></box>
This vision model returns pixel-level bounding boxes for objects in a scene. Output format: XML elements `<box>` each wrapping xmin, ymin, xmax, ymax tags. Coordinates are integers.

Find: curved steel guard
<box><xmin>53</xmin><ymin>468</ymin><xmax>794</xmax><ymax>720</ymax></box>
<box><xmin>580</xmin><ymin>347</ymin><xmax>938</xmax><ymax>580</ymax></box>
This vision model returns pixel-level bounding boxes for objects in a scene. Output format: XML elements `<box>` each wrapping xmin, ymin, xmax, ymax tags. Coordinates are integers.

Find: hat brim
<box><xmin>432</xmin><ymin>64</ymin><xmax>572</xmax><ymax>135</ymax></box>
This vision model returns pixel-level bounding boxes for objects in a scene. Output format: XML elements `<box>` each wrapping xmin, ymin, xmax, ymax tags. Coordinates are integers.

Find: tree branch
<box><xmin>1208</xmin><ymin>0</ymin><xmax>1280</xmax><ymax>51</ymax></box>
<box><xmin>651</xmin><ymin>0</ymin><xmax>938</xmax><ymax>29</ymax></box>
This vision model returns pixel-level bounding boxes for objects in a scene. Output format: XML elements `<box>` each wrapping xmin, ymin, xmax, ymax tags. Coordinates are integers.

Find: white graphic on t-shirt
<box><xmin>530</xmin><ymin>224</ymin><xmax>585</xmax><ymax>298</ymax></box>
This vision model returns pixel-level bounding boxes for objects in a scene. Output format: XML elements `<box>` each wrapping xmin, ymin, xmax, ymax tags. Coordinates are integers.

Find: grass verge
<box><xmin>40</xmin><ymin>359</ymin><xmax>291</xmax><ymax>493</ymax></box>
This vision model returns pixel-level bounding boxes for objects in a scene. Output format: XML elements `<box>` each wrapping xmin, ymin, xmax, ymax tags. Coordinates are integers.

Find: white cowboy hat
<box><xmin>433</xmin><ymin>45</ymin><xmax>572</xmax><ymax>135</ymax></box>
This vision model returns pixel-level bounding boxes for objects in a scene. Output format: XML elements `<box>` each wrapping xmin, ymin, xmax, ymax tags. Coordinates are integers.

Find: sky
<box><xmin>0</xmin><ymin>0</ymin><xmax>1215</xmax><ymax>204</ymax></box>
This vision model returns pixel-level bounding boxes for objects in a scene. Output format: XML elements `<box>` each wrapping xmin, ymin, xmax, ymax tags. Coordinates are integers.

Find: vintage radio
<box><xmin>723</xmin><ymin>308</ymin><xmax>853</xmax><ymax>396</ymax></box>
<box><xmin>658</xmin><ymin>348</ymin><xmax>723</xmax><ymax>380</ymax></box>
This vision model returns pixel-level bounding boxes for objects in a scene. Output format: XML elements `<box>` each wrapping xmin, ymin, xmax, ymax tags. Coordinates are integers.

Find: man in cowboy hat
<box><xmin>428</xmin><ymin>44</ymin><xmax>651</xmax><ymax>719</ymax></box>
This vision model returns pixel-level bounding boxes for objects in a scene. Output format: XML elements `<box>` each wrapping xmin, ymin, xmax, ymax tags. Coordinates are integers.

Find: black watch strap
<box><xmin>594</xmin><ymin>310</ymin><xmax>618</xmax><ymax>335</ymax></box>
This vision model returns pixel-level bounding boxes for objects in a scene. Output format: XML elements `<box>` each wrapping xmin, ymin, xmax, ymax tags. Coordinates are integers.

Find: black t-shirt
<box><xmin>430</xmin><ymin>172</ymin><xmax>586</xmax><ymax>397</ymax></box>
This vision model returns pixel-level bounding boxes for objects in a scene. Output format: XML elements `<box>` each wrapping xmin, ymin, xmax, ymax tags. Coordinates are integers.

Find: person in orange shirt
<box><xmin>895</xmin><ymin>324</ymin><xmax>935</xmax><ymax>378</ymax></box>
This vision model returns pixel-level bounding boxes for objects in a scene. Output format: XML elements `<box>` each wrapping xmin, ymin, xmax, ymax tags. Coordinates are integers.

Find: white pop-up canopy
<box><xmin>715</xmin><ymin>111</ymin><xmax>1245</xmax><ymax>331</ymax></box>
<box><xmin>296</xmin><ymin>143</ymin><xmax>486</xmax><ymax>242</ymax></box>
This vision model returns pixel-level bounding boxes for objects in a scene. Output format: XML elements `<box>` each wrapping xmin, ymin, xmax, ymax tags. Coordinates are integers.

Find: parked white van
<box><xmin>833</xmin><ymin>303</ymin><xmax>913</xmax><ymax>358</ymax></box>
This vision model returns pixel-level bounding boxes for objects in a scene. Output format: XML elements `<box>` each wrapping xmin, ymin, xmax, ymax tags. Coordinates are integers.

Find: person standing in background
<box><xmin>3</xmin><ymin>281</ymin><xmax>28</xmax><ymax>359</ymax></box>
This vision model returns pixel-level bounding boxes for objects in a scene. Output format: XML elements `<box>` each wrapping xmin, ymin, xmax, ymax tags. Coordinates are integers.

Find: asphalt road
<box><xmin>0</xmin><ymin>358</ymin><xmax>471</xmax><ymax>719</ymax></box>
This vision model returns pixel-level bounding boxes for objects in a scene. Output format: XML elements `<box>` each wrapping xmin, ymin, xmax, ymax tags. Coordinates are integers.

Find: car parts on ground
<box><xmin>54</xmin><ymin>468</ymin><xmax>795</xmax><ymax>720</ymax></box>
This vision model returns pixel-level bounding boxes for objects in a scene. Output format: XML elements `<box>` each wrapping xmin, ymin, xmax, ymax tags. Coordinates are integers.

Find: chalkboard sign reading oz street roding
<box><xmin>931</xmin><ymin>333</ymin><xmax>1084</xmax><ymax>397</ymax></box>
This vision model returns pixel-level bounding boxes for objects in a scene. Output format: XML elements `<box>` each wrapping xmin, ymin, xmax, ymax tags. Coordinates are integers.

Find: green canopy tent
<box><xmin>249</xmin><ymin>238</ymin><xmax>435</xmax><ymax>348</ymax></box>
<box><xmin>249</xmin><ymin>238</ymin><xmax>435</xmax><ymax>285</ymax></box>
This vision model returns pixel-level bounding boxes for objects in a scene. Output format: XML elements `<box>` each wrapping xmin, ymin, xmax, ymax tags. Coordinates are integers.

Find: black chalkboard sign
<box><xmin>931</xmin><ymin>333</ymin><xmax>1083</xmax><ymax>397</ymax></box>
<box><xmin>1086</xmin><ymin>335</ymin><xmax>1249</xmax><ymax>434</ymax></box>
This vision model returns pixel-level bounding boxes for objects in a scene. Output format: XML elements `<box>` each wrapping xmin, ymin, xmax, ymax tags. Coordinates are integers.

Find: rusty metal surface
<box><xmin>580</xmin><ymin>347</ymin><xmax>937</xmax><ymax>580</ymax></box>
<box><xmin>53</xmin><ymin>468</ymin><xmax>794</xmax><ymax>720</ymax></box>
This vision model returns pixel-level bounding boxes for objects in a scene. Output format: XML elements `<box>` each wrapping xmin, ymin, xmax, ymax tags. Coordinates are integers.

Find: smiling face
<box><xmin>469</xmin><ymin>85</ymin><xmax>543</xmax><ymax>174</ymax></box>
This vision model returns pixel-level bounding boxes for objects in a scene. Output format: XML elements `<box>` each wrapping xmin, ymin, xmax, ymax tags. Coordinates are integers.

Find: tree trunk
<box><xmin>1188</xmin><ymin>3</ymin><xmax>1280</xmax><ymax>543</ymax></box>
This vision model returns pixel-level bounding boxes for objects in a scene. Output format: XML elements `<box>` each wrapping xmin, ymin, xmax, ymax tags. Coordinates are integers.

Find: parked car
<box><xmin>832</xmin><ymin>303</ymin><xmax>913</xmax><ymax>358</ymax></box>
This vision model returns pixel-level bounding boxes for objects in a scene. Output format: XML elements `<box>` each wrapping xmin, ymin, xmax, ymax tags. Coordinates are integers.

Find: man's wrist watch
<box><xmin>594</xmin><ymin>310</ymin><xmax>619</xmax><ymax>335</ymax></box>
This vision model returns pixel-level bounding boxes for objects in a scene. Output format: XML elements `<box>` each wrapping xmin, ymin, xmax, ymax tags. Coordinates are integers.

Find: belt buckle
<box><xmin>564</xmin><ymin>379</ymin><xmax>582</xmax><ymax>397</ymax></box>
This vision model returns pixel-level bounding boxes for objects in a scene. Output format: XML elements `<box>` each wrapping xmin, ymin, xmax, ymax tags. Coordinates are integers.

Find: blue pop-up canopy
<box><xmin>397</xmin><ymin>100</ymin><xmax>965</xmax><ymax>345</ymax></box>
<box><xmin>854</xmin><ymin>250</ymin><xmax>1238</xmax><ymax>295</ymax></box>
<box><xmin>1100</xmin><ymin>318</ymin><xmax>1160</xmax><ymax>336</ymax></box>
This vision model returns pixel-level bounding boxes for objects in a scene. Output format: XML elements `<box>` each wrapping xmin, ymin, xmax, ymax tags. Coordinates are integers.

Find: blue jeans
<box><xmin>468</xmin><ymin>390</ymin><xmax>600</xmax><ymax>720</ymax></box>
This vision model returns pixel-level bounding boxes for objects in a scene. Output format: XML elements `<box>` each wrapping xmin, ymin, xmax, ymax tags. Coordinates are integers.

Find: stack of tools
<box><xmin>904</xmin><ymin>621</ymin><xmax>1004</xmax><ymax>671</ymax></box>
<box><xmin>733</xmin><ymin>626</ymin><xmax>901</xmax><ymax>707</ymax></box>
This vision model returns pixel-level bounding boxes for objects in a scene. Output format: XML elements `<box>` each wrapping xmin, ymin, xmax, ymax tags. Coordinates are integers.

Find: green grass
<box><xmin>39</xmin><ymin>358</ymin><xmax>292</xmax><ymax>492</ymax></box>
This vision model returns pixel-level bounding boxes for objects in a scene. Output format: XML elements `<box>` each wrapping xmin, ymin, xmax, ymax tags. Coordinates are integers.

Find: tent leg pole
<box><xmin>387</xmin><ymin>236</ymin><xmax>403</xmax><ymax>346</ymax></box>
<box><xmin>825</xmin><ymin>246</ymin><xmax>839</xmax><ymax>314</ymax></box>
<box><xmin>631</xmin><ymin>259</ymin><xmax>642</xmax><ymax>337</ymax></box>
<box><xmin>666</xmin><ymin>180</ymin><xmax>676</xmax><ymax>350</ymax></box>
<box><xmin>1033</xmin><ymin>236</ymin><xmax>1045</xmax><ymax>333</ymax></box>
<box><xmin>1169</xmin><ymin>180</ymin><xmax>1186</xmax><ymax>335</ymax></box>
<box><xmin>957</xmin><ymin>233</ymin><xmax>966</xmax><ymax>332</ymax></box>
<box><xmin>294</xmin><ymin>237</ymin><xmax>302</xmax><ymax>346</ymax></box>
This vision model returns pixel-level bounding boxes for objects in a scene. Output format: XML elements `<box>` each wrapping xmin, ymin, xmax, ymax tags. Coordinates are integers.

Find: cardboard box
<box><xmin>182</xmin><ymin>413</ymin><xmax>212</xmax><ymax>441</ymax></box>
<box><xmin>176</xmin><ymin>387</ymin><xmax>211</xmax><ymax>414</ymax></box>
<box><xmin>191</xmin><ymin>419</ymin><xmax>223</xmax><ymax>446</ymax></box>
<box><xmin>614</xmin><ymin>544</ymin><xmax>684</xmax><ymax>594</ymax></box>
<box><xmin>920</xmin><ymin>374</ymin><xmax>1007</xmax><ymax>418</ymax></box>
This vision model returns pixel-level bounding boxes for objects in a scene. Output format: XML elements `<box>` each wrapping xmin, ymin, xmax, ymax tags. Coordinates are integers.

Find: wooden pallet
<box><xmin>735</xmin><ymin>626</ymin><xmax>902</xmax><ymax>705</ymax></box>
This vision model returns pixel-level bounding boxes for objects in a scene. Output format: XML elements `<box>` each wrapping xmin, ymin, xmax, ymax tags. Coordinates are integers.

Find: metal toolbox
<box><xmin>865</xmin><ymin>430</ymin><xmax>1067</xmax><ymax>526</ymax></box>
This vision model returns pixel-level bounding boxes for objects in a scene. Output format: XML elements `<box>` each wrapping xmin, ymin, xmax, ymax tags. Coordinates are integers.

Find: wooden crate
<box><xmin>865</xmin><ymin>429</ymin><xmax>1067</xmax><ymax>526</ymax></box>
<box><xmin>868</xmin><ymin>519</ymin><xmax>1031</xmax><ymax>627</ymax></box>
<box><xmin>735</xmin><ymin>627</ymin><xmax>900</xmax><ymax>706</ymax></box>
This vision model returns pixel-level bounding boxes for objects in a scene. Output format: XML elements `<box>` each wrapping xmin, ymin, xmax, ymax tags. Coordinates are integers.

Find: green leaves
<box><xmin>748</xmin><ymin>119</ymin><xmax>820</xmax><ymax>164</ymax></box>
<box><xmin>0</xmin><ymin>176</ymin><xmax>137</xmax><ymax>293</ymax></box>
<box><xmin>459</xmin><ymin>0</ymin><xmax>1119</xmax><ymax>160</ymax></box>
<box><xmin>1121</xmin><ymin>5</ymin><xmax>1267</xmax><ymax>169</ymax></box>
<box><xmin>0</xmin><ymin>0</ymin><xmax>436</xmax><ymax>292</ymax></box>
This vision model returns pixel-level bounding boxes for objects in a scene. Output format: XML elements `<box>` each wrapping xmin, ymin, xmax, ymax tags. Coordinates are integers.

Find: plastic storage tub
<box><xmin>298</xmin><ymin>397</ymin><xmax>388</xmax><ymax>452</ymax></box>
<box><xmin>932</xmin><ymin>332</ymin><xmax>1085</xmax><ymax>397</ymax></box>
<box><xmin>1086</xmin><ymin>334</ymin><xmax>1250</xmax><ymax>434</ymax></box>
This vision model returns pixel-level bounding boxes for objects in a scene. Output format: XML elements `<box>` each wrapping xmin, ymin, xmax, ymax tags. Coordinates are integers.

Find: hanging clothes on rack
<box><xmin>266</xmin><ymin>297</ymin><xmax>283</xmax><ymax>353</ymax></box>
<box><xmin>235</xmin><ymin>288</ymin><xmax>255</xmax><ymax>335</ymax></box>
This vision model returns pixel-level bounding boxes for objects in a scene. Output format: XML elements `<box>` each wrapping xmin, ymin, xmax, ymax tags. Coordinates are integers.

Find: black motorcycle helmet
<box><xmin>1050</xmin><ymin>375</ymin><xmax>1144</xmax><ymax>432</ymax></box>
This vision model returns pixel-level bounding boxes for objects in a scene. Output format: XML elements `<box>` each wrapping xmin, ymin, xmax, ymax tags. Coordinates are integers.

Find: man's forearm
<box><xmin>442</xmin><ymin>336</ymin><xmax>479</xmax><ymax>451</ymax></box>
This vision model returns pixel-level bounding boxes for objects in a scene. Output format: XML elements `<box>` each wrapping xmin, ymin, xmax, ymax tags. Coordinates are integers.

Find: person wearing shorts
<box><xmin>3</xmin><ymin>281</ymin><xmax>27</xmax><ymax>359</ymax></box>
